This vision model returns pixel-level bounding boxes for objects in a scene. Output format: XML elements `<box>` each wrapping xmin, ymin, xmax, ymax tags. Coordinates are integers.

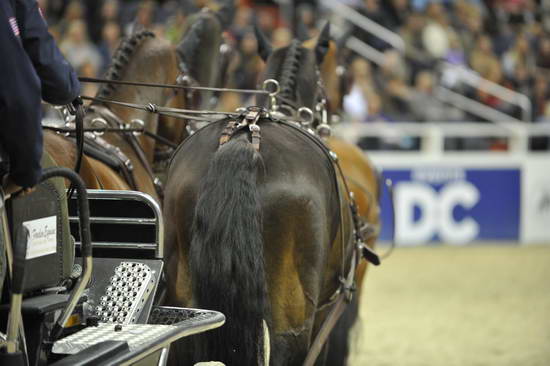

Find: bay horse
<box><xmin>311</xmin><ymin>37</ymin><xmax>381</xmax><ymax>295</ymax></box>
<box><xmin>43</xmin><ymin>30</ymin><xmax>179</xmax><ymax>199</ymax></box>
<box><xmin>156</xmin><ymin>6</ymin><xmax>231</xmax><ymax>147</ymax></box>
<box><xmin>304</xmin><ymin>30</ymin><xmax>382</xmax><ymax>364</ymax></box>
<box><xmin>43</xmin><ymin>12</ymin><xmax>226</xmax><ymax>199</ymax></box>
<box><xmin>163</xmin><ymin>25</ymin><xmax>366</xmax><ymax>365</ymax></box>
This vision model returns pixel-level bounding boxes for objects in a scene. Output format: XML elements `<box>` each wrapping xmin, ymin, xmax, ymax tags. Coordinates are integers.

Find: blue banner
<box><xmin>379</xmin><ymin>167</ymin><xmax>520</xmax><ymax>245</ymax></box>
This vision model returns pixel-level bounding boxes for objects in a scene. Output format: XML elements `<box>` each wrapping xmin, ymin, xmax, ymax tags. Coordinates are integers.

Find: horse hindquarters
<box><xmin>189</xmin><ymin>138</ymin><xmax>268</xmax><ymax>366</ymax></box>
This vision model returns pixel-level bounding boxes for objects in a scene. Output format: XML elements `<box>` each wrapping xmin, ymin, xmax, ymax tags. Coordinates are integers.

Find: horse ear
<box><xmin>176</xmin><ymin>18</ymin><xmax>206</xmax><ymax>73</ymax></box>
<box><xmin>214</xmin><ymin>0</ymin><xmax>236</xmax><ymax>29</ymax></box>
<box><xmin>295</xmin><ymin>21</ymin><xmax>309</xmax><ymax>42</ymax></box>
<box><xmin>254</xmin><ymin>25</ymin><xmax>272</xmax><ymax>62</ymax></box>
<box><xmin>315</xmin><ymin>22</ymin><xmax>331</xmax><ymax>64</ymax></box>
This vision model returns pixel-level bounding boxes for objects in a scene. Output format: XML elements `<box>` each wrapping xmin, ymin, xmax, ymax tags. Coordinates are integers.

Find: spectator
<box><xmin>365</xmin><ymin>92</ymin><xmax>391</xmax><ymax>122</ymax></box>
<box><xmin>532</xmin><ymin>74</ymin><xmax>550</xmax><ymax>120</ymax></box>
<box><xmin>535</xmin><ymin>35</ymin><xmax>550</xmax><ymax>70</ymax></box>
<box><xmin>234</xmin><ymin>31</ymin><xmax>263</xmax><ymax>101</ymax></box>
<box><xmin>343</xmin><ymin>58</ymin><xmax>374</xmax><ymax>122</ymax></box>
<box><xmin>536</xmin><ymin>100</ymin><xmax>550</xmax><ymax>123</ymax></box>
<box><xmin>60</xmin><ymin>20</ymin><xmax>102</xmax><ymax>73</ymax></box>
<box><xmin>400</xmin><ymin>12</ymin><xmax>435</xmax><ymax>78</ymax></box>
<box><xmin>454</xmin><ymin>1</ymin><xmax>484</xmax><ymax>58</ymax></box>
<box><xmin>374</xmin><ymin>50</ymin><xmax>412</xmax><ymax>119</ymax></box>
<box><xmin>409</xmin><ymin>70</ymin><xmax>464</xmax><ymax>122</ymax></box>
<box><xmin>56</xmin><ymin>0</ymin><xmax>85</xmax><ymax>36</ymax></box>
<box><xmin>97</xmin><ymin>21</ymin><xmax>121</xmax><ymax>75</ymax></box>
<box><xmin>502</xmin><ymin>33</ymin><xmax>535</xmax><ymax>79</ymax></box>
<box><xmin>101</xmin><ymin>0</ymin><xmax>120</xmax><ymax>23</ymax></box>
<box><xmin>271</xmin><ymin>27</ymin><xmax>291</xmax><ymax>48</ymax></box>
<box><xmin>469</xmin><ymin>35</ymin><xmax>501</xmax><ymax>80</ymax></box>
<box><xmin>381</xmin><ymin>0</ymin><xmax>410</xmax><ymax>29</ymax></box>
<box><xmin>351</xmin><ymin>0</ymin><xmax>391</xmax><ymax>51</ymax></box>
<box><xmin>231</xmin><ymin>6</ymin><xmax>252</xmax><ymax>40</ymax></box>
<box><xmin>445</xmin><ymin>32</ymin><xmax>466</xmax><ymax>66</ymax></box>
<box><xmin>422</xmin><ymin>3</ymin><xmax>457</xmax><ymax>60</ymax></box>
<box><xmin>164</xmin><ymin>8</ymin><xmax>186</xmax><ymax>44</ymax></box>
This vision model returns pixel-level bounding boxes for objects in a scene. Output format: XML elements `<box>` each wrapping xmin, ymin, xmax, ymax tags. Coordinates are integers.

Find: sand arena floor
<box><xmin>348</xmin><ymin>244</ymin><xmax>550</xmax><ymax>366</ymax></box>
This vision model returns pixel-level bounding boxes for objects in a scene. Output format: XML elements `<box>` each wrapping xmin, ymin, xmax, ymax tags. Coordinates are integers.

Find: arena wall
<box><xmin>335</xmin><ymin>123</ymin><xmax>550</xmax><ymax>245</ymax></box>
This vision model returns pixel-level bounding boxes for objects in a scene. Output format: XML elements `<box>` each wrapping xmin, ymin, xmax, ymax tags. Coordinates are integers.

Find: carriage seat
<box><xmin>2</xmin><ymin>152</ymin><xmax>74</xmax><ymax>296</ymax></box>
<box><xmin>0</xmin><ymin>152</ymin><xmax>75</xmax><ymax>366</ymax></box>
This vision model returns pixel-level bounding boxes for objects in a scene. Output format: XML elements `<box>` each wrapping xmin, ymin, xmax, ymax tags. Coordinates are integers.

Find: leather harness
<box><xmin>217</xmin><ymin>108</ymin><xmax>380</xmax><ymax>366</ymax></box>
<box><xmin>88</xmin><ymin>105</ymin><xmax>164</xmax><ymax>199</ymax></box>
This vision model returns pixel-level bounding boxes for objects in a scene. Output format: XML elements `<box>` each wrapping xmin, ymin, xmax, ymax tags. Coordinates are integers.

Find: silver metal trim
<box><xmin>117</xmin><ymin>320</ymin><xmax>225</xmax><ymax>366</ymax></box>
<box><xmin>57</xmin><ymin>255</ymin><xmax>93</xmax><ymax>333</ymax></box>
<box><xmin>69</xmin><ymin>217</ymin><xmax>157</xmax><ymax>225</ymax></box>
<box><xmin>72</xmin><ymin>190</ymin><xmax>164</xmax><ymax>259</ymax></box>
<box><xmin>6</xmin><ymin>295</ymin><xmax>21</xmax><ymax>353</ymax></box>
<box><xmin>74</xmin><ymin>242</ymin><xmax>157</xmax><ymax>250</ymax></box>
<box><xmin>158</xmin><ymin>347</ymin><xmax>169</xmax><ymax>366</ymax></box>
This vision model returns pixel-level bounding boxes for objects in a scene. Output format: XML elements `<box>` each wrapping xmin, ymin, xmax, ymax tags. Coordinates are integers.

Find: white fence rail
<box><xmin>334</xmin><ymin>121</ymin><xmax>550</xmax><ymax>155</ymax></box>
<box><xmin>334</xmin><ymin>122</ymin><xmax>550</xmax><ymax>245</ymax></box>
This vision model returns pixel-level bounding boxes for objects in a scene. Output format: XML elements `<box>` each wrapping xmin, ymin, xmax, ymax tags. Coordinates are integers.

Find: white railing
<box><xmin>333</xmin><ymin>121</ymin><xmax>550</xmax><ymax>156</ymax></box>
<box><xmin>330</xmin><ymin>23</ymin><xmax>386</xmax><ymax>65</ymax></box>
<box><xmin>434</xmin><ymin>87</ymin><xmax>523</xmax><ymax>123</ymax></box>
<box><xmin>320</xmin><ymin>0</ymin><xmax>405</xmax><ymax>52</ymax></box>
<box><xmin>440</xmin><ymin>62</ymin><xmax>532</xmax><ymax>122</ymax></box>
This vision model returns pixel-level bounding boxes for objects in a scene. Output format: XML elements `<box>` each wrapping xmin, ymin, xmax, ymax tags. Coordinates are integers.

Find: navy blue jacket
<box><xmin>0</xmin><ymin>0</ymin><xmax>80</xmax><ymax>187</ymax></box>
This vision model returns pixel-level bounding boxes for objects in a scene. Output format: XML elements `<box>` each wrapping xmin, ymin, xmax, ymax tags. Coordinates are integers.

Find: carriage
<box><xmin>0</xmin><ymin>162</ymin><xmax>226</xmax><ymax>366</ymax></box>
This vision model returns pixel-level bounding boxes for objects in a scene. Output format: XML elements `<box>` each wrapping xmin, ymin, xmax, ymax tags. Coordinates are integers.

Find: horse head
<box><xmin>255</xmin><ymin>23</ymin><xmax>331</xmax><ymax>125</ymax></box>
<box><xmin>301</xmin><ymin>25</ymin><xmax>346</xmax><ymax>116</ymax></box>
<box><xmin>176</xmin><ymin>0</ymin><xmax>235</xmax><ymax>106</ymax></box>
<box><xmin>156</xmin><ymin>3</ymin><xmax>234</xmax><ymax>147</ymax></box>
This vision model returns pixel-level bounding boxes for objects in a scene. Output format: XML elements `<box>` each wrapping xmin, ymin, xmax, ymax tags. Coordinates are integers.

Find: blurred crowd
<box><xmin>339</xmin><ymin>0</ymin><xmax>550</xmax><ymax>123</ymax></box>
<box><xmin>39</xmin><ymin>0</ymin><xmax>550</xmax><ymax>125</ymax></box>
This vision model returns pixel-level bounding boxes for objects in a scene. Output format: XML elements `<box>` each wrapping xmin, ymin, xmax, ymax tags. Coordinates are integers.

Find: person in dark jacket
<box><xmin>0</xmin><ymin>0</ymin><xmax>80</xmax><ymax>194</ymax></box>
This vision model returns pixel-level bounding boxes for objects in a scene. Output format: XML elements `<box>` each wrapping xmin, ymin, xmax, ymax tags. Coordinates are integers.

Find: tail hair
<box><xmin>190</xmin><ymin>138</ymin><xmax>268</xmax><ymax>365</ymax></box>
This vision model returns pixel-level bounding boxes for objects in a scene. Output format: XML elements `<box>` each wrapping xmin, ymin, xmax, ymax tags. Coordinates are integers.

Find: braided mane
<box><xmin>96</xmin><ymin>30</ymin><xmax>156</xmax><ymax>98</ymax></box>
<box><xmin>279</xmin><ymin>40</ymin><xmax>302</xmax><ymax>101</ymax></box>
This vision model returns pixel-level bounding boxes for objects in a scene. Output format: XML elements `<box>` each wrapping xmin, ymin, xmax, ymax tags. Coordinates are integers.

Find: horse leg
<box><xmin>324</xmin><ymin>293</ymin><xmax>360</xmax><ymax>366</ymax></box>
<box><xmin>263</xmin><ymin>205</ymin><xmax>331</xmax><ymax>366</ymax></box>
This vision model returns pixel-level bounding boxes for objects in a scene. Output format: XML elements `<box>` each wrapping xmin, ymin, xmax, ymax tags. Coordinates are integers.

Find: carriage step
<box><xmin>149</xmin><ymin>306</ymin><xmax>204</xmax><ymax>325</ymax></box>
<box><xmin>92</xmin><ymin>261</ymin><xmax>156</xmax><ymax>324</ymax></box>
<box><xmin>52</xmin><ymin>309</ymin><xmax>226</xmax><ymax>359</ymax></box>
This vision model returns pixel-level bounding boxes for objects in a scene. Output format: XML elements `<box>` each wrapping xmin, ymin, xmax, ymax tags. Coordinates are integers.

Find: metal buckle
<box><xmin>90</xmin><ymin>118</ymin><xmax>108</xmax><ymax>136</ymax></box>
<box><xmin>129</xmin><ymin>119</ymin><xmax>145</xmax><ymax>136</ymax></box>
<box><xmin>262</xmin><ymin>79</ymin><xmax>280</xmax><ymax>112</ymax></box>
<box><xmin>298</xmin><ymin>107</ymin><xmax>314</xmax><ymax>127</ymax></box>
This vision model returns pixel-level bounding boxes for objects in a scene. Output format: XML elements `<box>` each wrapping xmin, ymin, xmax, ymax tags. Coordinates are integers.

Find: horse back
<box><xmin>164</xmin><ymin>118</ymin><xmax>347</xmax><ymax>365</ymax></box>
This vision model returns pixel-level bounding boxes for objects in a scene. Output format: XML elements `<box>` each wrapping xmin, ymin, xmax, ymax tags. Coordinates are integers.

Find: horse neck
<box><xmin>103</xmin><ymin>44</ymin><xmax>180</xmax><ymax>164</ymax></box>
<box><xmin>303</xmin><ymin>39</ymin><xmax>341</xmax><ymax>113</ymax></box>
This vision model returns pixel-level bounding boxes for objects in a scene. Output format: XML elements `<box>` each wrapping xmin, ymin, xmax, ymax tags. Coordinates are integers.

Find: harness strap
<box><xmin>79</xmin><ymin>134</ymin><xmax>138</xmax><ymax>191</ymax></box>
<box><xmin>92</xmin><ymin>106</ymin><xmax>164</xmax><ymax>198</ymax></box>
<box><xmin>66</xmin><ymin>99</ymin><xmax>85</xmax><ymax>199</ymax></box>
<box><xmin>305</xmin><ymin>228</ymin><xmax>359</xmax><ymax>366</ymax></box>
<box><xmin>303</xmin><ymin>292</ymin><xmax>347</xmax><ymax>366</ymax></box>
<box><xmin>218</xmin><ymin>107</ymin><xmax>265</xmax><ymax>151</ymax></box>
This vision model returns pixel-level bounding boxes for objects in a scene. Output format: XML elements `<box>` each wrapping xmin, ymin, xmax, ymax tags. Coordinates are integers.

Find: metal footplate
<box><xmin>94</xmin><ymin>261</ymin><xmax>155</xmax><ymax>324</ymax></box>
<box><xmin>51</xmin><ymin>309</ymin><xmax>225</xmax><ymax>364</ymax></box>
<box><xmin>84</xmin><ymin>258</ymin><xmax>163</xmax><ymax>325</ymax></box>
<box><xmin>149</xmin><ymin>306</ymin><xmax>206</xmax><ymax>325</ymax></box>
